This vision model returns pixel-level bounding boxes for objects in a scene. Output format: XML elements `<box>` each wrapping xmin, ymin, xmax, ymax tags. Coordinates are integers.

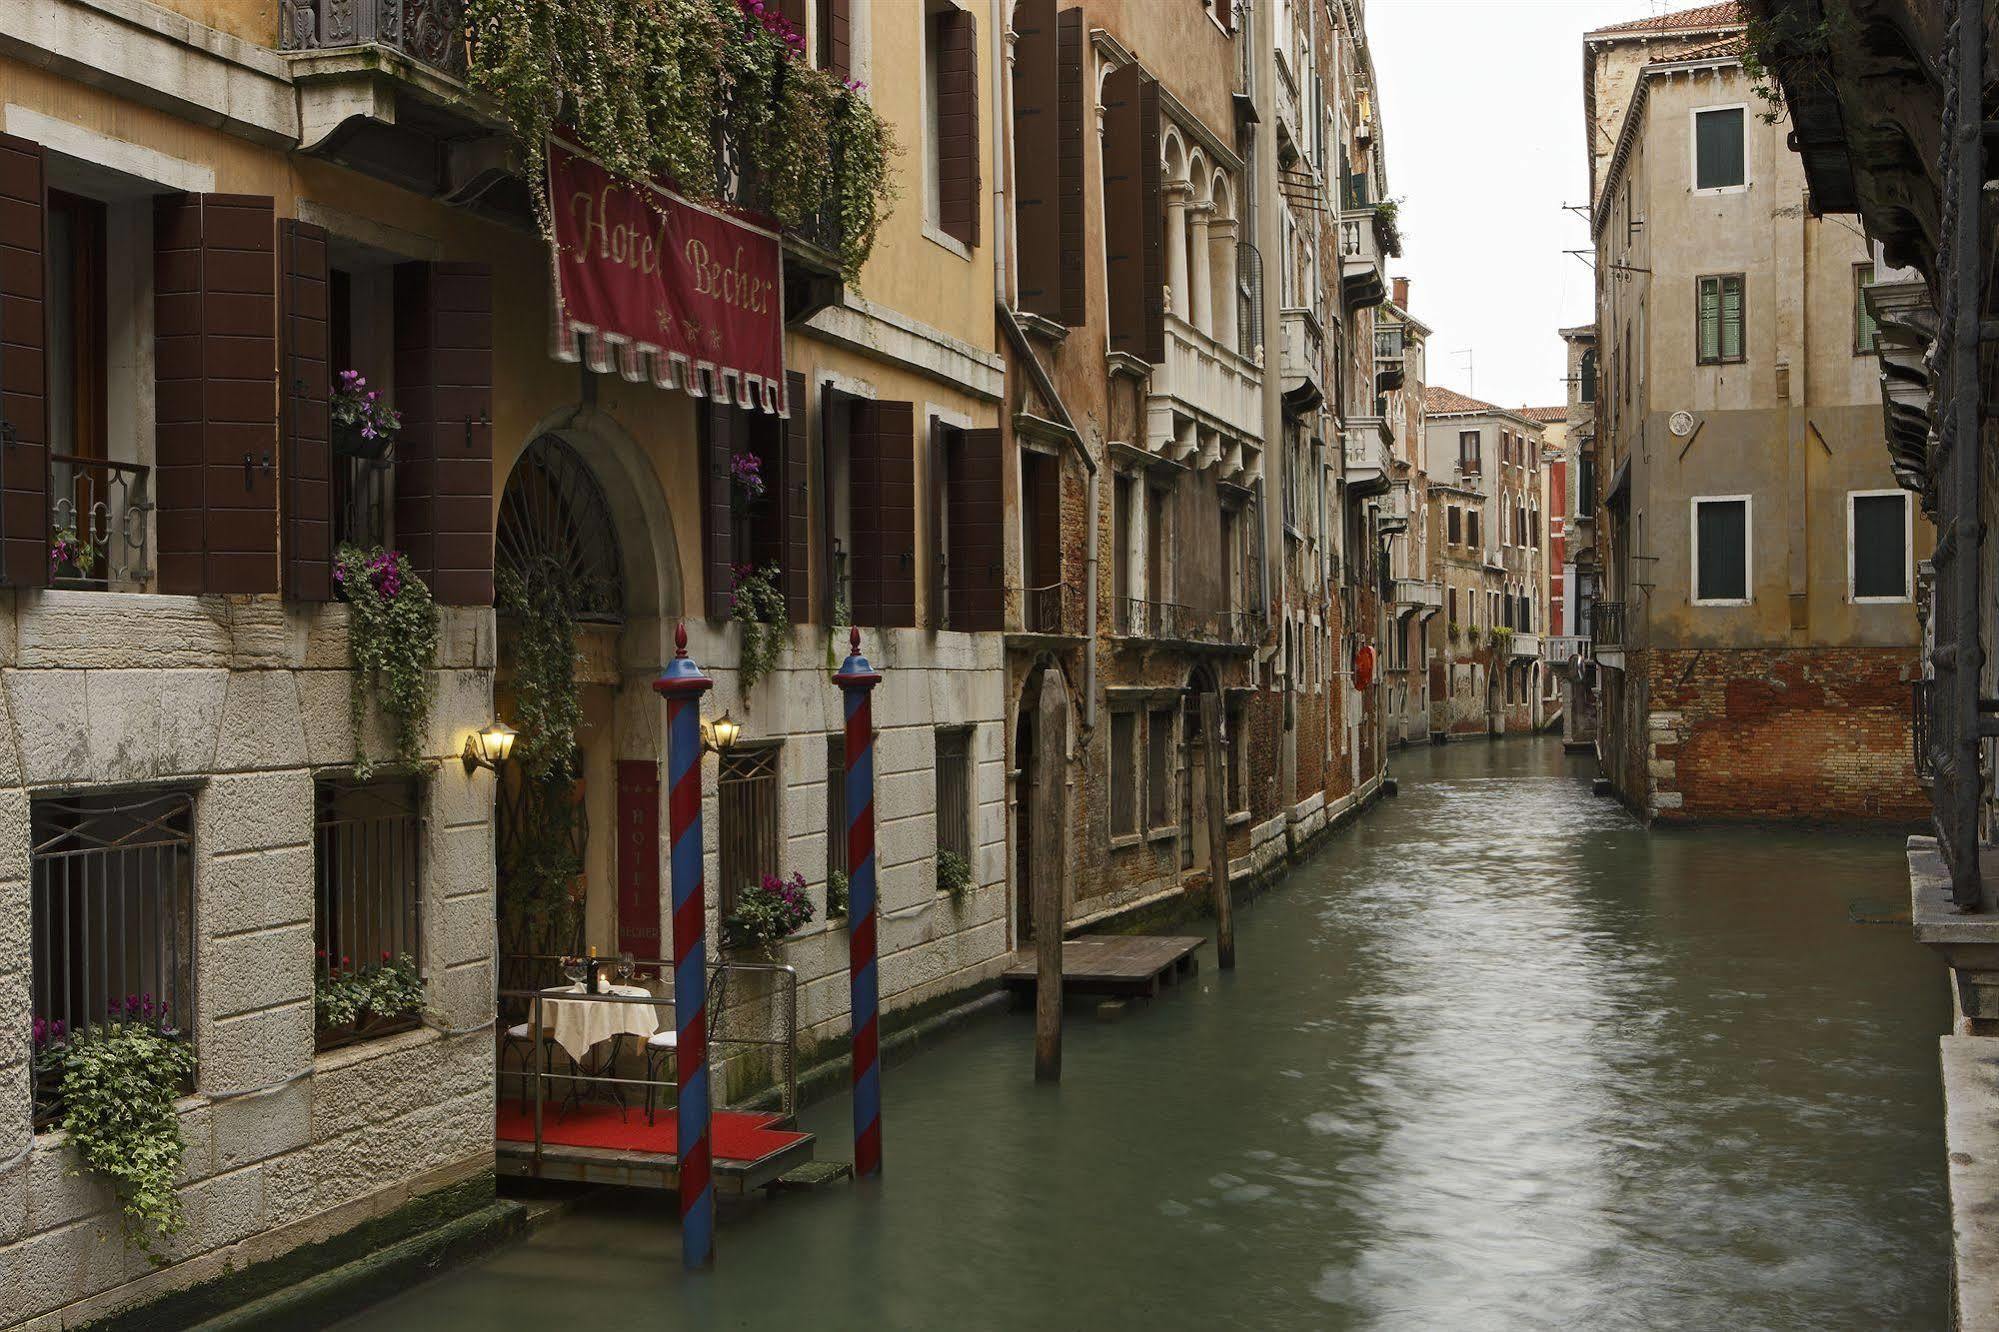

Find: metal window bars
<box><xmin>717</xmin><ymin>745</ymin><xmax>781</xmax><ymax>916</ymax></box>
<box><xmin>313</xmin><ymin>776</ymin><xmax>424</xmax><ymax>992</ymax></box>
<box><xmin>30</xmin><ymin>791</ymin><xmax>196</xmax><ymax>1113</ymax></box>
<box><xmin>48</xmin><ymin>454</ymin><xmax>153</xmax><ymax>589</ymax></box>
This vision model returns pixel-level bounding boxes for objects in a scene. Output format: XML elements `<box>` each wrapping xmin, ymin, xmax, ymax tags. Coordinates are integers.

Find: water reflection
<box><xmin>348</xmin><ymin>739</ymin><xmax>1947</xmax><ymax>1330</ymax></box>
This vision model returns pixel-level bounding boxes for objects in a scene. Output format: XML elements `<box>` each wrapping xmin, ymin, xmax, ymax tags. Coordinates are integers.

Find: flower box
<box><xmin>314</xmin><ymin>1009</ymin><xmax>423</xmax><ymax>1053</ymax></box>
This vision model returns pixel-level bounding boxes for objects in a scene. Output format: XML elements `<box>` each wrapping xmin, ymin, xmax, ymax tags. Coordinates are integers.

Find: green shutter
<box><xmin>1721</xmin><ymin>276</ymin><xmax>1743</xmax><ymax>360</ymax></box>
<box><xmin>1698</xmin><ymin>278</ymin><xmax>1719</xmax><ymax>362</ymax></box>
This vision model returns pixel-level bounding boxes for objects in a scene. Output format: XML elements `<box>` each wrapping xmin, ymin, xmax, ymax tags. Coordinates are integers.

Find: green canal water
<box><xmin>347</xmin><ymin>738</ymin><xmax>1950</xmax><ymax>1329</ymax></box>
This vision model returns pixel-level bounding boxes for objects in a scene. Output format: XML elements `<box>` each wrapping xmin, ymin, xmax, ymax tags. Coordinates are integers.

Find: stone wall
<box><xmin>0</xmin><ymin>590</ymin><xmax>497</xmax><ymax>1330</ymax></box>
<box><xmin>1638</xmin><ymin>646</ymin><xmax>1925</xmax><ymax>823</ymax></box>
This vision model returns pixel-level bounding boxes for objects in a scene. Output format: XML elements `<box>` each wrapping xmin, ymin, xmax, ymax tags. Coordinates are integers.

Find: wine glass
<box><xmin>615</xmin><ymin>953</ymin><xmax>634</xmax><ymax>986</ymax></box>
<box><xmin>561</xmin><ymin>955</ymin><xmax>587</xmax><ymax>989</ymax></box>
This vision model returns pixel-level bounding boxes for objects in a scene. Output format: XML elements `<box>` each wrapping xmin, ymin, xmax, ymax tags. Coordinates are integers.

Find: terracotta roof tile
<box><xmin>1518</xmin><ymin>406</ymin><xmax>1568</xmax><ymax>424</ymax></box>
<box><xmin>1653</xmin><ymin>33</ymin><xmax>1747</xmax><ymax>63</ymax></box>
<box><xmin>1424</xmin><ymin>385</ymin><xmax>1500</xmax><ymax>416</ymax></box>
<box><xmin>1589</xmin><ymin>3</ymin><xmax>1741</xmax><ymax>38</ymax></box>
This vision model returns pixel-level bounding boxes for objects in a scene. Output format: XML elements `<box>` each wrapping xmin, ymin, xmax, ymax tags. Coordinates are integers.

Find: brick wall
<box><xmin>1638</xmin><ymin>646</ymin><xmax>1924</xmax><ymax>822</ymax></box>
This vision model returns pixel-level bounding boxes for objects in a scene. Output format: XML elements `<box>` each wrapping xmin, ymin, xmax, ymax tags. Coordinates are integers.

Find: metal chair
<box><xmin>499</xmin><ymin>1018</ymin><xmax>570</xmax><ymax>1116</ymax></box>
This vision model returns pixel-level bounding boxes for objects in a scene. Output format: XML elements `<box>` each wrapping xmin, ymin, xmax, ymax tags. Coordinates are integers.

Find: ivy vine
<box><xmin>730</xmin><ymin>561</ymin><xmax>789</xmax><ymax>697</ymax></box>
<box><xmin>52</xmin><ymin>1023</ymin><xmax>196</xmax><ymax>1263</ymax></box>
<box><xmin>337</xmin><ymin>545</ymin><xmax>439</xmax><ymax>778</ymax></box>
<box><xmin>460</xmin><ymin>0</ymin><xmax>899</xmax><ymax>279</ymax></box>
<box><xmin>496</xmin><ymin>564</ymin><xmax>583</xmax><ymax>782</ymax></box>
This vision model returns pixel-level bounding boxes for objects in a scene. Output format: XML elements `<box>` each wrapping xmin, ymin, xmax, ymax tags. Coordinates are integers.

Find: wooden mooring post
<box><xmin>1199</xmin><ymin>691</ymin><xmax>1236</xmax><ymax>969</ymax></box>
<box><xmin>1033</xmin><ymin>675</ymin><xmax>1068</xmax><ymax>1081</ymax></box>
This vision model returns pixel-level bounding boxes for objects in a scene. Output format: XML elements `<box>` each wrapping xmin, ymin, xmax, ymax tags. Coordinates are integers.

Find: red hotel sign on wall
<box><xmin>548</xmin><ymin>140</ymin><xmax>787</xmax><ymax>415</ymax></box>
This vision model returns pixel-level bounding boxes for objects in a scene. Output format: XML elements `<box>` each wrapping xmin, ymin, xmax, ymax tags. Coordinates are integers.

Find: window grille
<box><xmin>825</xmin><ymin>734</ymin><xmax>847</xmax><ymax>878</ymax></box>
<box><xmin>719</xmin><ymin>745</ymin><xmax>781</xmax><ymax>913</ymax></box>
<box><xmin>31</xmin><ymin>790</ymin><xmax>196</xmax><ymax>1052</ymax></box>
<box><xmin>934</xmin><ymin>728</ymin><xmax>973</xmax><ymax>861</ymax></box>
<box><xmin>1110</xmin><ymin>711</ymin><xmax>1138</xmax><ymax>837</ymax></box>
<box><xmin>314</xmin><ymin>777</ymin><xmax>423</xmax><ymax>977</ymax></box>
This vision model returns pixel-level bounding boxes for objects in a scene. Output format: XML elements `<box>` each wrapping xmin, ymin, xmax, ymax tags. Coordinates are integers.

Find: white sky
<box><xmin>1366</xmin><ymin>0</ymin><xmax>1664</xmax><ymax>411</ymax></box>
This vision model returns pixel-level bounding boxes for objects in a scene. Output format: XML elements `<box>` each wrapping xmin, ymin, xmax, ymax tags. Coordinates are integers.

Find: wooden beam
<box><xmin>1200</xmin><ymin>691</ymin><xmax>1236</xmax><ymax>970</ymax></box>
<box><xmin>1032</xmin><ymin>675</ymin><xmax>1068</xmax><ymax>1081</ymax></box>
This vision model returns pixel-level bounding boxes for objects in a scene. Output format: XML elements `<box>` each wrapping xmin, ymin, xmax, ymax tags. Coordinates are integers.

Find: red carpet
<box><xmin>495</xmin><ymin>1103</ymin><xmax>806</xmax><ymax>1165</ymax></box>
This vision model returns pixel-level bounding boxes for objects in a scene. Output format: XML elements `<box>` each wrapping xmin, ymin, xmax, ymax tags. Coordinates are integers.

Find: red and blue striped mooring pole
<box><xmin>653</xmin><ymin>623</ymin><xmax>714</xmax><ymax>1268</ymax></box>
<box><xmin>834</xmin><ymin>627</ymin><xmax>883</xmax><ymax>1177</ymax></box>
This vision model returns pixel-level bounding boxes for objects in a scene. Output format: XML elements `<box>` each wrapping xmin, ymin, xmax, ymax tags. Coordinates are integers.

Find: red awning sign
<box><xmin>548</xmin><ymin>140</ymin><xmax>786</xmax><ymax>415</ymax></box>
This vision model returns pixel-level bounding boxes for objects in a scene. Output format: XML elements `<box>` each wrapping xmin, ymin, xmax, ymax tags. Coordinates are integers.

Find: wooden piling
<box><xmin>1200</xmin><ymin>690</ymin><xmax>1236</xmax><ymax>970</ymax></box>
<box><xmin>1032</xmin><ymin>676</ymin><xmax>1067</xmax><ymax>1082</ymax></box>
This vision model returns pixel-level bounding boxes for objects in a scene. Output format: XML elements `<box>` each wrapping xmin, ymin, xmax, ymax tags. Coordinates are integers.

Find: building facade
<box><xmin>1584</xmin><ymin>7</ymin><xmax>1930</xmax><ymax>824</ymax></box>
<box><xmin>1554</xmin><ymin>324</ymin><xmax>1600</xmax><ymax>749</ymax></box>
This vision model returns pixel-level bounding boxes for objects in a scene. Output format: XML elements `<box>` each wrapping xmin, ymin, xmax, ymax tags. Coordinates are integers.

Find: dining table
<box><xmin>537</xmin><ymin>982</ymin><xmax>671</xmax><ymax>1064</ymax></box>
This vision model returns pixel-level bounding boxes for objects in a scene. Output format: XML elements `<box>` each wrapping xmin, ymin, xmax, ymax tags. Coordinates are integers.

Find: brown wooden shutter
<box><xmin>949</xmin><ymin>428</ymin><xmax>1003</xmax><ymax>632</ymax></box>
<box><xmin>1103</xmin><ymin>65</ymin><xmax>1163</xmax><ymax>361</ymax></box>
<box><xmin>1056</xmin><ymin>6</ymin><xmax>1086</xmax><ymax>326</ymax></box>
<box><xmin>279</xmin><ymin>219</ymin><xmax>332</xmax><ymax>600</ymax></box>
<box><xmin>850</xmin><ymin>399</ymin><xmax>915</xmax><ymax>628</ymax></box>
<box><xmin>927</xmin><ymin>416</ymin><xmax>947</xmax><ymax>627</ymax></box>
<box><xmin>699</xmin><ymin>395</ymin><xmax>736</xmax><ymax>619</ymax></box>
<box><xmin>819</xmin><ymin>0</ymin><xmax>851</xmax><ymax>80</ymax></box>
<box><xmin>782</xmin><ymin>371</ymin><xmax>809</xmax><ymax>621</ymax></box>
<box><xmin>1013</xmin><ymin>0</ymin><xmax>1059</xmax><ymax>319</ymax></box>
<box><xmin>1032</xmin><ymin>448</ymin><xmax>1061</xmax><ymax>587</ymax></box>
<box><xmin>937</xmin><ymin>8</ymin><xmax>980</xmax><ymax>249</ymax></box>
<box><xmin>0</xmin><ymin>133</ymin><xmax>48</xmax><ymax>589</ymax></box>
<box><xmin>779</xmin><ymin>0</ymin><xmax>806</xmax><ymax>35</ymax></box>
<box><xmin>392</xmin><ymin>261</ymin><xmax>493</xmax><ymax>606</ymax></box>
<box><xmin>154</xmin><ymin>193</ymin><xmax>278</xmax><ymax>595</ymax></box>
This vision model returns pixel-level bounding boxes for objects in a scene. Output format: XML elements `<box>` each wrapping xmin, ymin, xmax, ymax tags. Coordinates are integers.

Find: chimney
<box><xmin>1392</xmin><ymin>276</ymin><xmax>1409</xmax><ymax>308</ymax></box>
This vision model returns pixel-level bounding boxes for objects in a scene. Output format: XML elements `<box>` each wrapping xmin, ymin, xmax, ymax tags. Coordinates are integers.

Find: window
<box><xmin>718</xmin><ymin>745</ymin><xmax>781</xmax><ymax>913</ymax></box>
<box><xmin>1468</xmin><ymin>509</ymin><xmax>1480</xmax><ymax>550</ymax></box>
<box><xmin>1693</xmin><ymin>105</ymin><xmax>1746</xmax><ymax>191</ymax></box>
<box><xmin>1850</xmin><ymin>490</ymin><xmax>1910</xmax><ymax>602</ymax></box>
<box><xmin>925</xmin><ymin>3</ymin><xmax>980</xmax><ymax>248</ymax></box>
<box><xmin>31</xmin><ymin>790</ymin><xmax>196</xmax><ymax>1118</ymax></box>
<box><xmin>1145</xmin><ymin>486</ymin><xmax>1169</xmax><ymax>603</ymax></box>
<box><xmin>1114</xmin><ymin>474</ymin><xmax>1135</xmax><ymax>605</ymax></box>
<box><xmin>1692</xmin><ymin>496</ymin><xmax>1751</xmax><ymax>604</ymax></box>
<box><xmin>315</xmin><ymin>777</ymin><xmax>424</xmax><ymax>1046</ymax></box>
<box><xmin>1110</xmin><ymin>710</ymin><xmax>1139</xmax><ymax>838</ymax></box>
<box><xmin>1449</xmin><ymin>586</ymin><xmax>1458</xmax><ymax>624</ymax></box>
<box><xmin>1447</xmin><ymin>505</ymin><xmax>1461</xmax><ymax>545</ymax></box>
<box><xmin>814</xmin><ymin>0</ymin><xmax>851</xmax><ymax>78</ymax></box>
<box><xmin>1579</xmin><ymin>348</ymin><xmax>1597</xmax><ymax>403</ymax></box>
<box><xmin>1458</xmin><ymin>430</ymin><xmax>1480</xmax><ymax>474</ymax></box>
<box><xmin>1147</xmin><ymin>707</ymin><xmax>1175</xmax><ymax>831</ymax></box>
<box><xmin>1697</xmin><ymin>274</ymin><xmax>1745</xmax><ymax>365</ymax></box>
<box><xmin>825</xmin><ymin>734</ymin><xmax>847</xmax><ymax>878</ymax></box>
<box><xmin>47</xmin><ymin>189</ymin><xmax>107</xmax><ymax>463</ymax></box>
<box><xmin>1226</xmin><ymin>700</ymin><xmax>1248</xmax><ymax>815</ymax></box>
<box><xmin>1854</xmin><ymin>263</ymin><xmax>1879</xmax><ymax>354</ymax></box>
<box><xmin>1578</xmin><ymin>453</ymin><xmax>1596</xmax><ymax>519</ymax></box>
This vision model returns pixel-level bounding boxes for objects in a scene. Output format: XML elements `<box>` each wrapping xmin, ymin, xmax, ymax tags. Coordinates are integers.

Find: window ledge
<box><xmin>1110</xmin><ymin>831</ymin><xmax>1144</xmax><ymax>851</ymax></box>
<box><xmin>921</xmin><ymin>223</ymin><xmax>973</xmax><ymax>262</ymax></box>
<box><xmin>1145</xmin><ymin>825</ymin><xmax>1177</xmax><ymax>844</ymax></box>
<box><xmin>1226</xmin><ymin>810</ymin><xmax>1250</xmax><ymax>828</ymax></box>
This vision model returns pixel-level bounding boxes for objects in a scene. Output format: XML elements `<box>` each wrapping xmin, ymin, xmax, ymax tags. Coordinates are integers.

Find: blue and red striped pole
<box><xmin>653</xmin><ymin>623</ymin><xmax>714</xmax><ymax>1269</ymax></box>
<box><xmin>834</xmin><ymin>627</ymin><xmax>883</xmax><ymax>1177</ymax></box>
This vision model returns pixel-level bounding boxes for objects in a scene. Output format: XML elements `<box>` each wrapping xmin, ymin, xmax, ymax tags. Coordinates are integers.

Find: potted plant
<box><xmin>314</xmin><ymin>952</ymin><xmax>426</xmax><ymax>1050</ymax></box>
<box><xmin>336</xmin><ymin>544</ymin><xmax>439</xmax><ymax>777</ymax></box>
<box><xmin>729</xmin><ymin>450</ymin><xmax>766</xmax><ymax>513</ymax></box>
<box><xmin>44</xmin><ymin>1000</ymin><xmax>195</xmax><ymax>1262</ymax></box>
<box><xmin>722</xmin><ymin>871</ymin><xmax>815</xmax><ymax>953</ymax></box>
<box><xmin>936</xmin><ymin>848</ymin><xmax>971</xmax><ymax>895</ymax></box>
<box><xmin>729</xmin><ymin>561</ymin><xmax>789</xmax><ymax>695</ymax></box>
<box><xmin>826</xmin><ymin>868</ymin><xmax>849</xmax><ymax>918</ymax></box>
<box><xmin>330</xmin><ymin>370</ymin><xmax>402</xmax><ymax>461</ymax></box>
<box><xmin>48</xmin><ymin>526</ymin><xmax>95</xmax><ymax>581</ymax></box>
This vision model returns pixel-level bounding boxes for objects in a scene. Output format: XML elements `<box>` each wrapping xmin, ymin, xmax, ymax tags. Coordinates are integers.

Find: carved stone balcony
<box><xmin>282</xmin><ymin>0</ymin><xmax>519</xmax><ymax>209</ymax></box>
<box><xmin>1279</xmin><ymin>307</ymin><xmax>1325</xmax><ymax>412</ymax></box>
<box><xmin>1392</xmin><ymin>577</ymin><xmax>1443</xmax><ymax>618</ymax></box>
<box><xmin>1146</xmin><ymin>315</ymin><xmax>1264</xmax><ymax>485</ymax></box>
<box><xmin>1342</xmin><ymin>415</ymin><xmax>1393</xmax><ymax>497</ymax></box>
<box><xmin>1339</xmin><ymin>208</ymin><xmax>1388</xmax><ymax>311</ymax></box>
<box><xmin>1507</xmin><ymin>631</ymin><xmax>1540</xmax><ymax>660</ymax></box>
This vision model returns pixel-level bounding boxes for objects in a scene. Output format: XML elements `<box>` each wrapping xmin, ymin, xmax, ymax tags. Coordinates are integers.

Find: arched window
<box><xmin>1579</xmin><ymin>348</ymin><xmax>1598</xmax><ymax>404</ymax></box>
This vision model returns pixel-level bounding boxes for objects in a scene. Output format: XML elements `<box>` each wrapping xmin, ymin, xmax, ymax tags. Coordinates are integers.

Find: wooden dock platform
<box><xmin>1001</xmin><ymin>935</ymin><xmax>1203</xmax><ymax>999</ymax></box>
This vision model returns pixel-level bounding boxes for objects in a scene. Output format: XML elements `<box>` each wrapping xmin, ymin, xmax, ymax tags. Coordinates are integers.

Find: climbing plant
<box><xmin>460</xmin><ymin>0</ymin><xmax>898</xmax><ymax>278</ymax></box>
<box><xmin>337</xmin><ymin>545</ymin><xmax>439</xmax><ymax>778</ymax></box>
<box><xmin>496</xmin><ymin>564</ymin><xmax>583</xmax><ymax>781</ymax></box>
<box><xmin>730</xmin><ymin>561</ymin><xmax>789</xmax><ymax>697</ymax></box>
<box><xmin>51</xmin><ymin>1020</ymin><xmax>197</xmax><ymax>1263</ymax></box>
<box><xmin>1741</xmin><ymin>6</ymin><xmax>1851</xmax><ymax>124</ymax></box>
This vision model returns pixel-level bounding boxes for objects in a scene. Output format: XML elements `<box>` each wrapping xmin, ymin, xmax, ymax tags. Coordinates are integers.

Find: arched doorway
<box><xmin>494</xmin><ymin>435</ymin><xmax>630</xmax><ymax>990</ymax></box>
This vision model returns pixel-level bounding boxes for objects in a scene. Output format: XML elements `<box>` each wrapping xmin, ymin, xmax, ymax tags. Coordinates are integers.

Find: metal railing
<box><xmin>1116</xmin><ymin>596</ymin><xmax>1255</xmax><ymax>646</ymax></box>
<box><xmin>499</xmin><ymin>956</ymin><xmax>799</xmax><ymax>1144</ymax></box>
<box><xmin>1020</xmin><ymin>583</ymin><xmax>1070</xmax><ymax>635</ymax></box>
<box><xmin>1590</xmin><ymin>600</ymin><xmax>1625</xmax><ymax>649</ymax></box>
<box><xmin>48</xmin><ymin>454</ymin><xmax>152</xmax><ymax>590</ymax></box>
<box><xmin>31</xmin><ymin>791</ymin><xmax>196</xmax><ymax>1123</ymax></box>
<box><xmin>280</xmin><ymin>0</ymin><xmax>467</xmax><ymax>77</ymax></box>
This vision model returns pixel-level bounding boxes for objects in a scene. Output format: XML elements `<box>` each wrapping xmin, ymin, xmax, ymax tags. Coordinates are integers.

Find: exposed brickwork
<box><xmin>1620</xmin><ymin>646</ymin><xmax>1924</xmax><ymax>822</ymax></box>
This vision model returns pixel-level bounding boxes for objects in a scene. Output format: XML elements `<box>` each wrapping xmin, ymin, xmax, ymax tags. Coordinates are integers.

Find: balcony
<box><xmin>1506</xmin><ymin>631</ymin><xmax>1540</xmax><ymax>660</ymax></box>
<box><xmin>1338</xmin><ymin>209</ymin><xmax>1388</xmax><ymax>311</ymax></box>
<box><xmin>48</xmin><ymin>456</ymin><xmax>153</xmax><ymax>591</ymax></box>
<box><xmin>1590</xmin><ymin>600</ymin><xmax>1626</xmax><ymax>670</ymax></box>
<box><xmin>1378</xmin><ymin>477</ymin><xmax>1411</xmax><ymax>536</ymax></box>
<box><xmin>1146</xmin><ymin>315</ymin><xmax>1264</xmax><ymax>483</ymax></box>
<box><xmin>283</xmin><ymin>0</ymin><xmax>520</xmax><ymax>208</ymax></box>
<box><xmin>1279</xmin><ymin>308</ymin><xmax>1325</xmax><ymax>411</ymax></box>
<box><xmin>1115</xmin><ymin>597</ymin><xmax>1257</xmax><ymax>650</ymax></box>
<box><xmin>1544</xmin><ymin>635</ymin><xmax>1588</xmax><ymax>667</ymax></box>
<box><xmin>1008</xmin><ymin>583</ymin><xmax>1080</xmax><ymax>639</ymax></box>
<box><xmin>1502</xmin><ymin>545</ymin><xmax>1528</xmax><ymax>575</ymax></box>
<box><xmin>1342</xmin><ymin>415</ymin><xmax>1393</xmax><ymax>497</ymax></box>
<box><xmin>1392</xmin><ymin>577</ymin><xmax>1443</xmax><ymax>617</ymax></box>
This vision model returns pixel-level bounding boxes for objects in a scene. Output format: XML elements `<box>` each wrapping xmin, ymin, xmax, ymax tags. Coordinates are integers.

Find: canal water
<box><xmin>349</xmin><ymin>738</ymin><xmax>1949</xmax><ymax>1329</ymax></box>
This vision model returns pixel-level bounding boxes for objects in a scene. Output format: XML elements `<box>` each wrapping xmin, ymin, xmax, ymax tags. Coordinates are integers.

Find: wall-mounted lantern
<box><xmin>461</xmin><ymin>720</ymin><xmax>518</xmax><ymax>774</ymax></box>
<box><xmin>704</xmin><ymin>711</ymin><xmax>742</xmax><ymax>755</ymax></box>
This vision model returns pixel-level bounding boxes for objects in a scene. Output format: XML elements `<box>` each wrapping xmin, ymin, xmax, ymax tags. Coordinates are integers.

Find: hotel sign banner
<box><xmin>548</xmin><ymin>140</ymin><xmax>786</xmax><ymax>415</ymax></box>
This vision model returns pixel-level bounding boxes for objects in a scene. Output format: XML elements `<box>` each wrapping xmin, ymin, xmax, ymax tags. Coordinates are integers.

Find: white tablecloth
<box><xmin>538</xmin><ymin>984</ymin><xmax>670</xmax><ymax>1063</ymax></box>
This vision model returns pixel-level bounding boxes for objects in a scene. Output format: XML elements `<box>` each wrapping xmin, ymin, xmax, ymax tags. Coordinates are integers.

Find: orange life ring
<box><xmin>1352</xmin><ymin>642</ymin><xmax>1376</xmax><ymax>690</ymax></box>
